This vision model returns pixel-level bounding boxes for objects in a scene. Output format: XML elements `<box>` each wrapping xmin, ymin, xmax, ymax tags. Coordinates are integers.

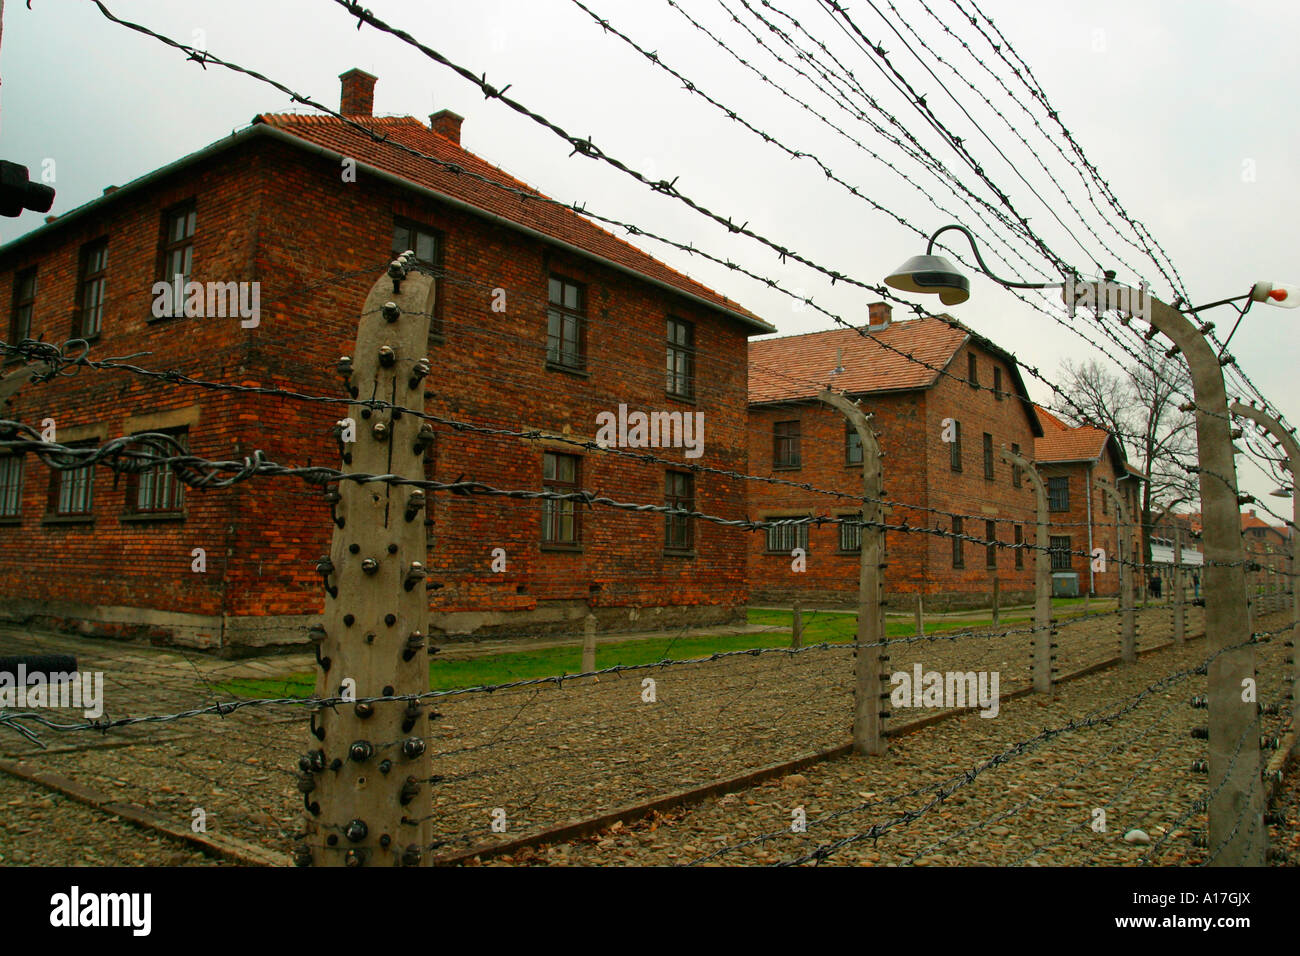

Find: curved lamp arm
<box><xmin>926</xmin><ymin>224</ymin><xmax>1066</xmax><ymax>291</ymax></box>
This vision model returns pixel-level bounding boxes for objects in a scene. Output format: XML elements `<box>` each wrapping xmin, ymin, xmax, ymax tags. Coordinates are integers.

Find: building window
<box><xmin>393</xmin><ymin>219</ymin><xmax>441</xmax><ymax>335</ymax></box>
<box><xmin>766</xmin><ymin>517</ymin><xmax>809</xmax><ymax>553</ymax></box>
<box><xmin>666</xmin><ymin>317</ymin><xmax>695</xmax><ymax>399</ymax></box>
<box><xmin>1011</xmin><ymin>442</ymin><xmax>1022</xmax><ymax>488</ymax></box>
<box><xmin>993</xmin><ymin>366</ymin><xmax>1003</xmax><ymax>400</ymax></box>
<box><xmin>76</xmin><ymin>240</ymin><xmax>109</xmax><ymax>339</ymax></box>
<box><xmin>1049</xmin><ymin>535</ymin><xmax>1072</xmax><ymax>571</ymax></box>
<box><xmin>845</xmin><ymin>421</ymin><xmax>863</xmax><ymax>465</ymax></box>
<box><xmin>158</xmin><ymin>202</ymin><xmax>196</xmax><ymax>317</ymax></box>
<box><xmin>950</xmin><ymin>419</ymin><xmax>962</xmax><ymax>472</ymax></box>
<box><xmin>665</xmin><ymin>470</ymin><xmax>694</xmax><ymax>551</ymax></box>
<box><xmin>773</xmin><ymin>420</ymin><xmax>801</xmax><ymax>469</ymax></box>
<box><xmin>968</xmin><ymin>353</ymin><xmax>978</xmax><ymax>388</ymax></box>
<box><xmin>49</xmin><ymin>443</ymin><xmax>94</xmax><ymax>517</ymax></box>
<box><xmin>1048</xmin><ymin>476</ymin><xmax>1070</xmax><ymax>512</ymax></box>
<box><xmin>542</xmin><ymin>452</ymin><xmax>580</xmax><ymax>545</ymax></box>
<box><xmin>952</xmin><ymin>515</ymin><xmax>964</xmax><ymax>568</ymax></box>
<box><xmin>1101</xmin><ymin>488</ymin><xmax>1108</xmax><ymax>515</ymax></box>
<box><xmin>1014</xmin><ymin>524</ymin><xmax>1023</xmax><ymax>569</ymax></box>
<box><xmin>838</xmin><ymin>512</ymin><xmax>861</xmax><ymax>553</ymax></box>
<box><xmin>985</xmin><ymin>519</ymin><xmax>997</xmax><ymax>568</ymax></box>
<box><xmin>130</xmin><ymin>429</ymin><xmax>187</xmax><ymax>515</ymax></box>
<box><xmin>983</xmin><ymin>432</ymin><xmax>995</xmax><ymax>479</ymax></box>
<box><xmin>9</xmin><ymin>267</ymin><xmax>36</xmax><ymax>342</ymax></box>
<box><xmin>546</xmin><ymin>275</ymin><xmax>585</xmax><ymax>370</ymax></box>
<box><xmin>0</xmin><ymin>455</ymin><xmax>22</xmax><ymax>518</ymax></box>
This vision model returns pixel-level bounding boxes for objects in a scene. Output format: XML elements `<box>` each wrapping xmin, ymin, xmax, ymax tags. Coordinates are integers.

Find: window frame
<box><xmin>156</xmin><ymin>201</ymin><xmax>197</xmax><ymax>320</ymax></box>
<box><xmin>773</xmin><ymin>420</ymin><xmax>802</xmax><ymax>470</ymax></box>
<box><xmin>666</xmin><ymin>316</ymin><xmax>696</xmax><ymax>400</ymax></box>
<box><xmin>968</xmin><ymin>352</ymin><xmax>979</xmax><ymax>388</ymax></box>
<box><xmin>845</xmin><ymin>420</ymin><xmax>863</xmax><ymax>466</ymax></box>
<box><xmin>75</xmin><ymin>238</ymin><xmax>109</xmax><ymax>340</ymax></box>
<box><xmin>985</xmin><ymin>519</ymin><xmax>997</xmax><ymax>569</ymax></box>
<box><xmin>1049</xmin><ymin>535</ymin><xmax>1073</xmax><ymax>571</ymax></box>
<box><xmin>9</xmin><ymin>266</ymin><xmax>36</xmax><ymax>345</ymax></box>
<box><xmin>1048</xmin><ymin>476</ymin><xmax>1070</xmax><ymax>513</ymax></box>
<box><xmin>392</xmin><ymin>218</ymin><xmax>444</xmax><ymax>337</ymax></box>
<box><xmin>546</xmin><ymin>274</ymin><xmax>587</xmax><ymax>372</ymax></box>
<box><xmin>982</xmin><ymin>432</ymin><xmax>995</xmax><ymax>480</ymax></box>
<box><xmin>993</xmin><ymin>365</ymin><xmax>1004</xmax><ymax>400</ymax></box>
<box><xmin>765</xmin><ymin>515</ymin><xmax>810</xmax><ymax>554</ymax></box>
<box><xmin>541</xmin><ymin>451</ymin><xmax>581</xmax><ymax>548</ymax></box>
<box><xmin>664</xmin><ymin>469</ymin><xmax>695</xmax><ymax>553</ymax></box>
<box><xmin>125</xmin><ymin>429</ymin><xmax>188</xmax><ymax>519</ymax></box>
<box><xmin>837</xmin><ymin>511</ymin><xmax>862</xmax><ymax>553</ymax></box>
<box><xmin>950</xmin><ymin>419</ymin><xmax>963</xmax><ymax>472</ymax></box>
<box><xmin>952</xmin><ymin>515</ymin><xmax>965</xmax><ymax>568</ymax></box>
<box><xmin>47</xmin><ymin>441</ymin><xmax>96</xmax><ymax>520</ymax></box>
<box><xmin>0</xmin><ymin>454</ymin><xmax>23</xmax><ymax>520</ymax></box>
<box><xmin>1011</xmin><ymin>442</ymin><xmax>1022</xmax><ymax>488</ymax></box>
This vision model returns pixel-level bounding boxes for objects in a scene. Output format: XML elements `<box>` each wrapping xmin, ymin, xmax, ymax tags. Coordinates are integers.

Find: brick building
<box><xmin>0</xmin><ymin>69</ymin><xmax>774</xmax><ymax>651</ymax></box>
<box><xmin>747</xmin><ymin>305</ymin><xmax>1043</xmax><ymax>610</ymax></box>
<box><xmin>1033</xmin><ymin>407</ymin><xmax>1143</xmax><ymax>597</ymax></box>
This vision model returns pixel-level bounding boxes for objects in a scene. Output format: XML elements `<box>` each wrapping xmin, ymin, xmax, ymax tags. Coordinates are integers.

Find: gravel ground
<box><xmin>0</xmin><ymin>598</ymin><xmax>1292</xmax><ymax>866</ymax></box>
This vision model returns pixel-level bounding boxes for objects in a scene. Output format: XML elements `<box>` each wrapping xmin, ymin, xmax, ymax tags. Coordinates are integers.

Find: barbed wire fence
<box><xmin>0</xmin><ymin>0</ymin><xmax>1291</xmax><ymax>867</ymax></box>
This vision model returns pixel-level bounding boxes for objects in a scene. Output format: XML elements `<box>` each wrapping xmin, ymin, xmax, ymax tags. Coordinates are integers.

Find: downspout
<box><xmin>1085</xmin><ymin>463</ymin><xmax>1095</xmax><ymax>596</ymax></box>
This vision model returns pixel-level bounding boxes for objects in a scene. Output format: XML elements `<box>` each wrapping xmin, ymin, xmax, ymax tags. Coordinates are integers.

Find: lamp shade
<box><xmin>884</xmin><ymin>254</ymin><xmax>970</xmax><ymax>305</ymax></box>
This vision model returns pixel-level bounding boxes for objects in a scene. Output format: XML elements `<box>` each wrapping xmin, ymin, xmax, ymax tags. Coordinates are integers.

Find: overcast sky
<box><xmin>2</xmin><ymin>0</ymin><xmax>1297</xmax><ymax>513</ymax></box>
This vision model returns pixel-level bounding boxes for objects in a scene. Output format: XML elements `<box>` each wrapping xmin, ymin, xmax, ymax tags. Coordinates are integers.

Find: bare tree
<box><xmin>1058</xmin><ymin>343</ymin><xmax>1198</xmax><ymax>566</ymax></box>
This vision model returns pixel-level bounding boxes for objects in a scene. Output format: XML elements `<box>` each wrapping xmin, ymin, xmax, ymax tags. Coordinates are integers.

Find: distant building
<box><xmin>747</xmin><ymin>305</ymin><xmax>1042</xmax><ymax>611</ymax></box>
<box><xmin>1033</xmin><ymin>407</ymin><xmax>1143</xmax><ymax>597</ymax></box>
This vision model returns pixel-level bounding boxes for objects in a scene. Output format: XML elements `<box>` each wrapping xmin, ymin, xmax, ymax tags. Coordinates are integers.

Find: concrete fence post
<box><xmin>582</xmin><ymin>612</ymin><xmax>597</xmax><ymax>673</ymax></box>
<box><xmin>1001</xmin><ymin>446</ymin><xmax>1053</xmax><ymax>693</ymax></box>
<box><xmin>1098</xmin><ymin>480</ymin><xmax>1137</xmax><ymax>664</ymax></box>
<box><xmin>300</xmin><ymin>254</ymin><xmax>435</xmax><ymax>868</ymax></box>
<box><xmin>817</xmin><ymin>389</ymin><xmax>885</xmax><ymax>756</ymax></box>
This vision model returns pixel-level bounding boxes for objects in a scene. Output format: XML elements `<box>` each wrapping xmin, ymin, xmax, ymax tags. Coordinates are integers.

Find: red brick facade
<box><xmin>747</xmin><ymin>315</ymin><xmax>1043</xmax><ymax>610</ymax></box>
<box><xmin>0</xmin><ymin>74</ymin><xmax>769</xmax><ymax>650</ymax></box>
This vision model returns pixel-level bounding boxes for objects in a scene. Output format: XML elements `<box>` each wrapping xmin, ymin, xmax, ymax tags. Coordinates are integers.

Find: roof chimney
<box><xmin>339</xmin><ymin>68</ymin><xmax>377</xmax><ymax>116</ymax></box>
<box><xmin>430</xmin><ymin>109</ymin><xmax>464</xmax><ymax>145</ymax></box>
<box><xmin>866</xmin><ymin>301</ymin><xmax>892</xmax><ymax>332</ymax></box>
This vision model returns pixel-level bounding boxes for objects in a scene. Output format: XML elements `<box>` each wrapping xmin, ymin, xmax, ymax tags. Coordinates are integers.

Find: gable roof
<box><xmin>254</xmin><ymin>113</ymin><xmax>773</xmax><ymax>333</ymax></box>
<box><xmin>1033</xmin><ymin>405</ymin><xmax>1137</xmax><ymax>478</ymax></box>
<box><xmin>747</xmin><ymin>315</ymin><xmax>1040</xmax><ymax>435</ymax></box>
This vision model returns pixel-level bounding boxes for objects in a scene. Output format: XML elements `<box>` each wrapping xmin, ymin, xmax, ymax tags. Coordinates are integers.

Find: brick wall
<box><xmin>0</xmin><ymin>131</ymin><xmax>755</xmax><ymax>649</ymax></box>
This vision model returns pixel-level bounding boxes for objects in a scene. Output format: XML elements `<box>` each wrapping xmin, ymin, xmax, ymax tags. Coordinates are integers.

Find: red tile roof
<box><xmin>254</xmin><ymin>113</ymin><xmax>772</xmax><ymax>332</ymax></box>
<box><xmin>748</xmin><ymin>316</ymin><xmax>971</xmax><ymax>404</ymax></box>
<box><xmin>1033</xmin><ymin>405</ymin><xmax>1109</xmax><ymax>463</ymax></box>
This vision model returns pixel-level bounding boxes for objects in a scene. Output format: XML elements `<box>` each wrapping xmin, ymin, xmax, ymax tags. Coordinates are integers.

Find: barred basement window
<box><xmin>131</xmin><ymin>428</ymin><xmax>187</xmax><ymax>515</ymax></box>
<box><xmin>1048</xmin><ymin>476</ymin><xmax>1070</xmax><ymax>512</ymax></box>
<box><xmin>838</xmin><ymin>512</ymin><xmax>862</xmax><ymax>552</ymax></box>
<box><xmin>985</xmin><ymin>519</ymin><xmax>997</xmax><ymax>568</ymax></box>
<box><xmin>1050</xmin><ymin>535</ymin><xmax>1072</xmax><ymax>571</ymax></box>
<box><xmin>666</xmin><ymin>317</ymin><xmax>695</xmax><ymax>399</ymax></box>
<box><xmin>50</xmin><ymin>443</ymin><xmax>94</xmax><ymax>517</ymax></box>
<box><xmin>766</xmin><ymin>517</ymin><xmax>809</xmax><ymax>553</ymax></box>
<box><xmin>0</xmin><ymin>455</ymin><xmax>22</xmax><ymax>517</ymax></box>
<box><xmin>547</xmin><ymin>275</ymin><xmax>585</xmax><ymax>370</ymax></box>
<box><xmin>952</xmin><ymin>515</ymin><xmax>965</xmax><ymax>568</ymax></box>
<box><xmin>542</xmin><ymin>452</ymin><xmax>580</xmax><ymax>545</ymax></box>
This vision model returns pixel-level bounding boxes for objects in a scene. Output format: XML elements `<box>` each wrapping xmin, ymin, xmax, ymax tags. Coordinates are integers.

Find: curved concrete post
<box><xmin>1001</xmin><ymin>445</ymin><xmax>1053</xmax><ymax>692</ymax></box>
<box><xmin>817</xmin><ymin>389</ymin><xmax>885</xmax><ymax>756</ymax></box>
